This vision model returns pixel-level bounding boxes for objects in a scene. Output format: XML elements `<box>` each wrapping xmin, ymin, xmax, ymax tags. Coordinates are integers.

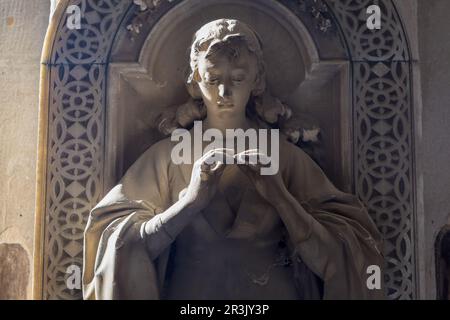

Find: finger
<box><xmin>221</xmin><ymin>148</ymin><xmax>236</xmax><ymax>163</ymax></box>
<box><xmin>236</xmin><ymin>150</ymin><xmax>270</xmax><ymax>167</ymax></box>
<box><xmin>235</xmin><ymin>152</ymin><xmax>251</xmax><ymax>164</ymax></box>
<box><xmin>236</xmin><ymin>149</ymin><xmax>262</xmax><ymax>157</ymax></box>
<box><xmin>201</xmin><ymin>149</ymin><xmax>223</xmax><ymax>165</ymax></box>
<box><xmin>201</xmin><ymin>148</ymin><xmax>234</xmax><ymax>162</ymax></box>
<box><xmin>211</xmin><ymin>161</ymin><xmax>226</xmax><ymax>176</ymax></box>
<box><xmin>236</xmin><ymin>153</ymin><xmax>260</xmax><ymax>169</ymax></box>
<box><xmin>239</xmin><ymin>150</ymin><xmax>269</xmax><ymax>162</ymax></box>
<box><xmin>200</xmin><ymin>163</ymin><xmax>211</xmax><ymax>172</ymax></box>
<box><xmin>235</xmin><ymin>150</ymin><xmax>261</xmax><ymax>159</ymax></box>
<box><xmin>199</xmin><ymin>149</ymin><xmax>217</xmax><ymax>163</ymax></box>
<box><xmin>203</xmin><ymin>150</ymin><xmax>234</xmax><ymax>165</ymax></box>
<box><xmin>210</xmin><ymin>160</ymin><xmax>223</xmax><ymax>171</ymax></box>
<box><xmin>238</xmin><ymin>149</ymin><xmax>260</xmax><ymax>155</ymax></box>
<box><xmin>218</xmin><ymin>150</ymin><xmax>235</xmax><ymax>164</ymax></box>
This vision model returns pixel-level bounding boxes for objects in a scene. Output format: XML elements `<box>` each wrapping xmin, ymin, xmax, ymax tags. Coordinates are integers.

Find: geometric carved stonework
<box><xmin>328</xmin><ymin>0</ymin><xmax>416</xmax><ymax>299</ymax></box>
<box><xmin>353</xmin><ymin>60</ymin><xmax>414</xmax><ymax>300</ymax></box>
<box><xmin>37</xmin><ymin>0</ymin><xmax>416</xmax><ymax>299</ymax></box>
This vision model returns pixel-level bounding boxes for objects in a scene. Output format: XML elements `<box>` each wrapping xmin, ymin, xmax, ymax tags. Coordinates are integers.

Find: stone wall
<box><xmin>417</xmin><ymin>0</ymin><xmax>450</xmax><ymax>299</ymax></box>
<box><xmin>0</xmin><ymin>0</ymin><xmax>50</xmax><ymax>299</ymax></box>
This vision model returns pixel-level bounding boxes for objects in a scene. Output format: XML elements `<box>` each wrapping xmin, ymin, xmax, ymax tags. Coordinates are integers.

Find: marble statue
<box><xmin>82</xmin><ymin>19</ymin><xmax>385</xmax><ymax>300</ymax></box>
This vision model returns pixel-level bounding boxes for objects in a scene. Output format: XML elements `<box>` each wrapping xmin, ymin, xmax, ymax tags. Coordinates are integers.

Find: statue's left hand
<box><xmin>235</xmin><ymin>150</ymin><xmax>288</xmax><ymax>203</ymax></box>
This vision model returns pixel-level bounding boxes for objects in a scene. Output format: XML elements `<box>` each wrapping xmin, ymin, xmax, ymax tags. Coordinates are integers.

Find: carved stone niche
<box><xmin>105</xmin><ymin>0</ymin><xmax>351</xmax><ymax>192</ymax></box>
<box><xmin>37</xmin><ymin>0</ymin><xmax>418</xmax><ymax>300</ymax></box>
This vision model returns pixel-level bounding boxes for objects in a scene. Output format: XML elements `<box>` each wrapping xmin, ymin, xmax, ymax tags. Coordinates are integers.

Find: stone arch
<box><xmin>35</xmin><ymin>0</ymin><xmax>417</xmax><ymax>299</ymax></box>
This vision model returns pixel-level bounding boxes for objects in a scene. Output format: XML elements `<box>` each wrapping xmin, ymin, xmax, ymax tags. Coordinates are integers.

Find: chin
<box><xmin>218</xmin><ymin>106</ymin><xmax>235</xmax><ymax>111</ymax></box>
<box><xmin>215</xmin><ymin>105</ymin><xmax>236</xmax><ymax>112</ymax></box>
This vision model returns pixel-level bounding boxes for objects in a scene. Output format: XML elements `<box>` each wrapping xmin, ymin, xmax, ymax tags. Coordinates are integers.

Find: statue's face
<box><xmin>195</xmin><ymin>44</ymin><xmax>258</xmax><ymax>119</ymax></box>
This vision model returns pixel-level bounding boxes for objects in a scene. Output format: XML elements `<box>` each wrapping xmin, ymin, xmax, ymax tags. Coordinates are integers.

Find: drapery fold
<box><xmin>83</xmin><ymin>138</ymin><xmax>385</xmax><ymax>300</ymax></box>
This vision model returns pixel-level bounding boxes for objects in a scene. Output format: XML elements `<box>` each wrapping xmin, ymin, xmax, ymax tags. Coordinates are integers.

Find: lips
<box><xmin>217</xmin><ymin>102</ymin><xmax>234</xmax><ymax>108</ymax></box>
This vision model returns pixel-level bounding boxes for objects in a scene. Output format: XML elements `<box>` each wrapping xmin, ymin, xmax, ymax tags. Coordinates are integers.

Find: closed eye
<box><xmin>206</xmin><ymin>78</ymin><xmax>219</xmax><ymax>85</ymax></box>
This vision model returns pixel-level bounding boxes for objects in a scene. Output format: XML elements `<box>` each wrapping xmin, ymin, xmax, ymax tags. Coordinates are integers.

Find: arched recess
<box><xmin>35</xmin><ymin>0</ymin><xmax>416</xmax><ymax>300</ymax></box>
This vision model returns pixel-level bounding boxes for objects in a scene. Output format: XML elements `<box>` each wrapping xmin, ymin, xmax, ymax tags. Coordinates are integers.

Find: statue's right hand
<box><xmin>180</xmin><ymin>148</ymin><xmax>234</xmax><ymax>212</ymax></box>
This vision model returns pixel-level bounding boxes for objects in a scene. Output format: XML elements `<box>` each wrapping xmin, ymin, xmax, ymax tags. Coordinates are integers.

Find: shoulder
<box><xmin>136</xmin><ymin>137</ymin><xmax>177</xmax><ymax>164</ymax></box>
<box><xmin>279</xmin><ymin>137</ymin><xmax>309</xmax><ymax>166</ymax></box>
<box><xmin>144</xmin><ymin>136</ymin><xmax>177</xmax><ymax>156</ymax></box>
<box><xmin>122</xmin><ymin>137</ymin><xmax>176</xmax><ymax>180</ymax></box>
<box><xmin>279</xmin><ymin>137</ymin><xmax>323</xmax><ymax>187</ymax></box>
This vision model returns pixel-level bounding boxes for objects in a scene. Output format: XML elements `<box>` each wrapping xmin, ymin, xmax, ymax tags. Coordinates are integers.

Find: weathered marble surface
<box><xmin>0</xmin><ymin>0</ymin><xmax>50</xmax><ymax>300</ymax></box>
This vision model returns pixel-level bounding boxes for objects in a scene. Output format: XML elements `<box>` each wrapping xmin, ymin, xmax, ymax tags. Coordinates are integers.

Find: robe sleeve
<box><xmin>82</xmin><ymin>139</ymin><xmax>173</xmax><ymax>300</ymax></box>
<box><xmin>283</xmin><ymin>142</ymin><xmax>385</xmax><ymax>299</ymax></box>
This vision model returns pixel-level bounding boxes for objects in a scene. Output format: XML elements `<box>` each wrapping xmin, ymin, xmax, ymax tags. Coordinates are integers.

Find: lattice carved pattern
<box><xmin>43</xmin><ymin>0</ymin><xmax>131</xmax><ymax>300</ymax></box>
<box><xmin>326</xmin><ymin>0</ymin><xmax>415</xmax><ymax>299</ymax></box>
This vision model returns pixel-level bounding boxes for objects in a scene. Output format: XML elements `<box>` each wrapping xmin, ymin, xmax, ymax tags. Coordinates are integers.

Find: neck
<box><xmin>203</xmin><ymin>114</ymin><xmax>252</xmax><ymax>134</ymax></box>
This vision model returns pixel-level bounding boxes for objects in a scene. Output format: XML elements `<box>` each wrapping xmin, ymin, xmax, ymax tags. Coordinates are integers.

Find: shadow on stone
<box><xmin>0</xmin><ymin>243</ymin><xmax>30</xmax><ymax>300</ymax></box>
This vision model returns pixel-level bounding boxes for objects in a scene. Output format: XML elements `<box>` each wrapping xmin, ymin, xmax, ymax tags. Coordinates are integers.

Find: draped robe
<box><xmin>82</xmin><ymin>137</ymin><xmax>385</xmax><ymax>300</ymax></box>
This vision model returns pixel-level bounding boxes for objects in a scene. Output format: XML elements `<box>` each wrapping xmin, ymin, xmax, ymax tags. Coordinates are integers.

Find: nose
<box><xmin>218</xmin><ymin>83</ymin><xmax>232</xmax><ymax>100</ymax></box>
